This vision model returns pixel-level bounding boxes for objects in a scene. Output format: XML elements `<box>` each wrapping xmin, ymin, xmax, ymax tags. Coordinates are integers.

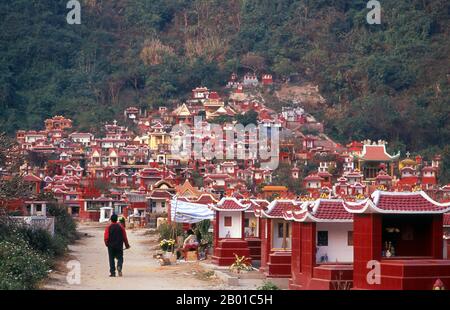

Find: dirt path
<box><xmin>43</xmin><ymin>223</ymin><xmax>227</xmax><ymax>290</ymax></box>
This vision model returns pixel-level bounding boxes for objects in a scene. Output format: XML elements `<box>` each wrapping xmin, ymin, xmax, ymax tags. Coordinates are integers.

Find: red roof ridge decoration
<box><xmin>250</xmin><ymin>199</ymin><xmax>270</xmax><ymax>209</ymax></box>
<box><xmin>357</xmin><ymin>141</ymin><xmax>400</xmax><ymax>162</ymax></box>
<box><xmin>239</xmin><ymin>199</ymin><xmax>260</xmax><ymax>213</ymax></box>
<box><xmin>283</xmin><ymin>199</ymin><xmax>353</xmax><ymax>223</ymax></box>
<box><xmin>304</xmin><ymin>173</ymin><xmax>324</xmax><ymax>181</ymax></box>
<box><xmin>250</xmin><ymin>199</ymin><xmax>271</xmax><ymax>217</ymax></box>
<box><xmin>194</xmin><ymin>193</ymin><xmax>219</xmax><ymax>205</ymax></box>
<box><xmin>343</xmin><ymin>190</ymin><xmax>450</xmax><ymax>214</ymax></box>
<box><xmin>260</xmin><ymin>199</ymin><xmax>301</xmax><ymax>219</ymax></box>
<box><xmin>344</xmin><ymin>170</ymin><xmax>363</xmax><ymax>178</ymax></box>
<box><xmin>147</xmin><ymin>189</ymin><xmax>173</xmax><ymax>200</ymax></box>
<box><xmin>210</xmin><ymin>197</ymin><xmax>251</xmax><ymax>211</ymax></box>
<box><xmin>376</xmin><ymin>169</ymin><xmax>392</xmax><ymax>180</ymax></box>
<box><xmin>239</xmin><ymin>198</ymin><xmax>270</xmax><ymax>213</ymax></box>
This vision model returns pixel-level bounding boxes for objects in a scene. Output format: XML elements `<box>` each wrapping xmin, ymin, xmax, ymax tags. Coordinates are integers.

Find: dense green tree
<box><xmin>236</xmin><ymin>110</ymin><xmax>258</xmax><ymax>126</ymax></box>
<box><xmin>0</xmin><ymin>0</ymin><xmax>448</xmax><ymax>180</ymax></box>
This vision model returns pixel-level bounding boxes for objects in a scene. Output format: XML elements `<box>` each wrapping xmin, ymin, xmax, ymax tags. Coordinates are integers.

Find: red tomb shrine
<box><xmin>256</xmin><ymin>200</ymin><xmax>301</xmax><ymax>278</ymax></box>
<box><xmin>211</xmin><ymin>198</ymin><xmax>252</xmax><ymax>266</ymax></box>
<box><xmin>344</xmin><ymin>190</ymin><xmax>450</xmax><ymax>290</ymax></box>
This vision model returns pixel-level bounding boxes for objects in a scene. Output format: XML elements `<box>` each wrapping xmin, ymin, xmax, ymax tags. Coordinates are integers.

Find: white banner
<box><xmin>170</xmin><ymin>198</ymin><xmax>214</xmax><ymax>224</ymax></box>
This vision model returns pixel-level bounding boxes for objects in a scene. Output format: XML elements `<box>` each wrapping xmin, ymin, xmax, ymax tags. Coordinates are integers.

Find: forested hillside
<box><xmin>0</xmin><ymin>0</ymin><xmax>449</xmax><ymax>157</ymax></box>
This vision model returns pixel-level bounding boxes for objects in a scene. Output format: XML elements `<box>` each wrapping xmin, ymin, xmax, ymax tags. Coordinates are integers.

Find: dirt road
<box><xmin>43</xmin><ymin>223</ymin><xmax>227</xmax><ymax>290</ymax></box>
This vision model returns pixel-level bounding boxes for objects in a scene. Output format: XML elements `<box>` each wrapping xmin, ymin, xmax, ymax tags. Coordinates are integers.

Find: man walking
<box><xmin>104</xmin><ymin>214</ymin><xmax>130</xmax><ymax>277</ymax></box>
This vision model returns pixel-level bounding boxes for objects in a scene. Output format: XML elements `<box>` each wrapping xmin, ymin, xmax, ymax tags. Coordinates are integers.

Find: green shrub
<box><xmin>257</xmin><ymin>281</ymin><xmax>280</xmax><ymax>290</ymax></box>
<box><xmin>0</xmin><ymin>221</ymin><xmax>13</xmax><ymax>241</ymax></box>
<box><xmin>19</xmin><ymin>227</ymin><xmax>67</xmax><ymax>258</ymax></box>
<box><xmin>19</xmin><ymin>227</ymin><xmax>54</xmax><ymax>255</ymax></box>
<box><xmin>194</xmin><ymin>220</ymin><xmax>212</xmax><ymax>244</ymax></box>
<box><xmin>157</xmin><ymin>222</ymin><xmax>183</xmax><ymax>241</ymax></box>
<box><xmin>50</xmin><ymin>234</ymin><xmax>69</xmax><ymax>257</ymax></box>
<box><xmin>0</xmin><ymin>239</ymin><xmax>50</xmax><ymax>290</ymax></box>
<box><xmin>47</xmin><ymin>203</ymin><xmax>78</xmax><ymax>243</ymax></box>
<box><xmin>0</xmin><ymin>204</ymin><xmax>78</xmax><ymax>290</ymax></box>
<box><xmin>0</xmin><ymin>203</ymin><xmax>78</xmax><ymax>289</ymax></box>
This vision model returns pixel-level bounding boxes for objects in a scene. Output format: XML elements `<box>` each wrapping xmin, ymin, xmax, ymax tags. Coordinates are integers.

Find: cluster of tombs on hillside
<box><xmin>3</xmin><ymin>72</ymin><xmax>450</xmax><ymax>290</ymax></box>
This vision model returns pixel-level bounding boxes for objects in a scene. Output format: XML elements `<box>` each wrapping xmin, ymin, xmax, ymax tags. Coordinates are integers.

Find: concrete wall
<box><xmin>316</xmin><ymin>222</ymin><xmax>353</xmax><ymax>263</ymax></box>
<box><xmin>219</xmin><ymin>211</ymin><xmax>242</xmax><ymax>238</ymax></box>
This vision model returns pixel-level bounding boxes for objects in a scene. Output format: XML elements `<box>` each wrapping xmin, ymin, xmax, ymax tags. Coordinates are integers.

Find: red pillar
<box><xmin>447</xmin><ymin>240</ymin><xmax>450</xmax><ymax>260</ymax></box>
<box><xmin>290</xmin><ymin>222</ymin><xmax>302</xmax><ymax>289</ymax></box>
<box><xmin>260</xmin><ymin>218</ymin><xmax>272</xmax><ymax>272</ymax></box>
<box><xmin>353</xmin><ymin>214</ymin><xmax>382</xmax><ymax>290</ymax></box>
<box><xmin>214</xmin><ymin>211</ymin><xmax>219</xmax><ymax>250</ymax></box>
<box><xmin>241</xmin><ymin>211</ymin><xmax>245</xmax><ymax>240</ymax></box>
<box><xmin>258</xmin><ymin>217</ymin><xmax>262</xmax><ymax>238</ymax></box>
<box><xmin>431</xmin><ymin>214</ymin><xmax>443</xmax><ymax>259</ymax></box>
<box><xmin>299</xmin><ymin>222</ymin><xmax>316</xmax><ymax>288</ymax></box>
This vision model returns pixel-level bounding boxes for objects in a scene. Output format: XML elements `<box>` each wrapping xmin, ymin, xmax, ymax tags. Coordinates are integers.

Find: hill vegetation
<box><xmin>0</xmin><ymin>0</ymin><xmax>449</xmax><ymax>166</ymax></box>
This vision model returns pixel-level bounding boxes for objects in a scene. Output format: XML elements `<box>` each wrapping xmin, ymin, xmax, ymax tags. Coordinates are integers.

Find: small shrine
<box><xmin>255</xmin><ymin>200</ymin><xmax>300</xmax><ymax>278</ymax></box>
<box><xmin>356</xmin><ymin>140</ymin><xmax>400</xmax><ymax>179</ymax></box>
<box><xmin>283</xmin><ymin>199</ymin><xmax>354</xmax><ymax>290</ymax></box>
<box><xmin>344</xmin><ymin>190</ymin><xmax>450</xmax><ymax>290</ymax></box>
<box><xmin>210</xmin><ymin>198</ymin><xmax>252</xmax><ymax>266</ymax></box>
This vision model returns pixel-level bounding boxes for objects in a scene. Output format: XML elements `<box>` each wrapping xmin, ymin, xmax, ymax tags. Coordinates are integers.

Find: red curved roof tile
<box><xmin>211</xmin><ymin>197</ymin><xmax>251</xmax><ymax>211</ymax></box>
<box><xmin>344</xmin><ymin>191</ymin><xmax>450</xmax><ymax>214</ymax></box>
<box><xmin>311</xmin><ymin>200</ymin><xmax>353</xmax><ymax>221</ymax></box>
<box><xmin>263</xmin><ymin>200</ymin><xmax>301</xmax><ymax>218</ymax></box>
<box><xmin>358</xmin><ymin>144</ymin><xmax>400</xmax><ymax>161</ymax></box>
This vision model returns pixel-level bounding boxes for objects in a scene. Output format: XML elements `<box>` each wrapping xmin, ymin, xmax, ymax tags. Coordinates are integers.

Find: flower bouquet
<box><xmin>159</xmin><ymin>239</ymin><xmax>176</xmax><ymax>252</ymax></box>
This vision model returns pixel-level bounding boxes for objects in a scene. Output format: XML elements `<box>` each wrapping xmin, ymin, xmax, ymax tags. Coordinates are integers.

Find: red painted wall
<box><xmin>431</xmin><ymin>215</ymin><xmax>443</xmax><ymax>259</ymax></box>
<box><xmin>290</xmin><ymin>222</ymin><xmax>301</xmax><ymax>288</ymax></box>
<box><xmin>214</xmin><ymin>211</ymin><xmax>219</xmax><ymax>250</ymax></box>
<box><xmin>260</xmin><ymin>218</ymin><xmax>272</xmax><ymax>272</ymax></box>
<box><xmin>447</xmin><ymin>240</ymin><xmax>450</xmax><ymax>260</ymax></box>
<box><xmin>289</xmin><ymin>221</ymin><xmax>317</xmax><ymax>289</ymax></box>
<box><xmin>353</xmin><ymin>213</ymin><xmax>382</xmax><ymax>290</ymax></box>
<box><xmin>299</xmin><ymin>222</ymin><xmax>316</xmax><ymax>287</ymax></box>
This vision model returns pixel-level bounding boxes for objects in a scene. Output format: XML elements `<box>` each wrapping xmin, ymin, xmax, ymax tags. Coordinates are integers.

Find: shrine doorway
<box><xmin>381</xmin><ymin>214</ymin><xmax>433</xmax><ymax>258</ymax></box>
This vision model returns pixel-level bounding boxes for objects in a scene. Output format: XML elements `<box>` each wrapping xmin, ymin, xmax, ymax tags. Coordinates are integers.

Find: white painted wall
<box><xmin>152</xmin><ymin>201</ymin><xmax>167</xmax><ymax>214</ymax></box>
<box><xmin>316</xmin><ymin>222</ymin><xmax>353</xmax><ymax>263</ymax></box>
<box><xmin>307</xmin><ymin>181</ymin><xmax>321</xmax><ymax>188</ymax></box>
<box><xmin>271</xmin><ymin>219</ymin><xmax>291</xmax><ymax>249</ymax></box>
<box><xmin>219</xmin><ymin>211</ymin><xmax>242</xmax><ymax>238</ymax></box>
<box><xmin>215</xmin><ymin>179</ymin><xmax>225</xmax><ymax>186</ymax></box>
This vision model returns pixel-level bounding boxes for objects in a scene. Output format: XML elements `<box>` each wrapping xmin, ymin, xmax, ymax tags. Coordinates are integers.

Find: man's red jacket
<box><xmin>104</xmin><ymin>222</ymin><xmax>130</xmax><ymax>249</ymax></box>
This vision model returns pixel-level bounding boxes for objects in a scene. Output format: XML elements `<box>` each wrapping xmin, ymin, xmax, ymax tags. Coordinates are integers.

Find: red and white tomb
<box><xmin>210</xmin><ymin>198</ymin><xmax>252</xmax><ymax>266</ymax></box>
<box><xmin>241</xmin><ymin>199</ymin><xmax>270</xmax><ymax>262</ymax></box>
<box><xmin>256</xmin><ymin>200</ymin><xmax>301</xmax><ymax>278</ymax></box>
<box><xmin>345</xmin><ymin>190</ymin><xmax>450</xmax><ymax>290</ymax></box>
<box><xmin>284</xmin><ymin>199</ymin><xmax>354</xmax><ymax>290</ymax></box>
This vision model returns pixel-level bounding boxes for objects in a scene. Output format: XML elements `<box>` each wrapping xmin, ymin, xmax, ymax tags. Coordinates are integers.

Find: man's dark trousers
<box><xmin>108</xmin><ymin>247</ymin><xmax>123</xmax><ymax>275</ymax></box>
